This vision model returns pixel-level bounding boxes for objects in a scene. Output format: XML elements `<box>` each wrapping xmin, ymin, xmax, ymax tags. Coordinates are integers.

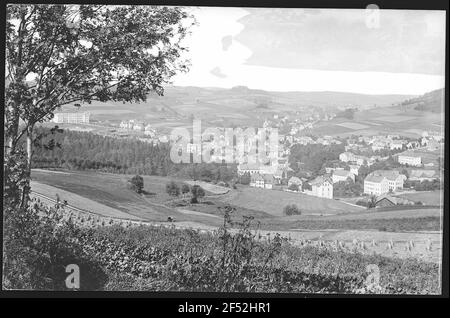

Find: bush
<box><xmin>181</xmin><ymin>184</ymin><xmax>190</xmax><ymax>196</ymax></box>
<box><xmin>190</xmin><ymin>185</ymin><xmax>205</xmax><ymax>203</ymax></box>
<box><xmin>128</xmin><ymin>175</ymin><xmax>144</xmax><ymax>193</ymax></box>
<box><xmin>166</xmin><ymin>181</ymin><xmax>180</xmax><ymax>197</ymax></box>
<box><xmin>283</xmin><ymin>204</ymin><xmax>301</xmax><ymax>216</ymax></box>
<box><xmin>3</xmin><ymin>204</ymin><xmax>107</xmax><ymax>290</ymax></box>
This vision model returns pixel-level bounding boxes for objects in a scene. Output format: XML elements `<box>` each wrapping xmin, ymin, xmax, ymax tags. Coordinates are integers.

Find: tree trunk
<box><xmin>4</xmin><ymin>102</ymin><xmax>20</xmax><ymax>156</ymax></box>
<box><xmin>20</xmin><ymin>124</ymin><xmax>34</xmax><ymax>209</ymax></box>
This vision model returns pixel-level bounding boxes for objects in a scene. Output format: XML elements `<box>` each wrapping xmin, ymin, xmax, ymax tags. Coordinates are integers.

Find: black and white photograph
<box><xmin>2</xmin><ymin>1</ymin><xmax>448</xmax><ymax>298</ymax></box>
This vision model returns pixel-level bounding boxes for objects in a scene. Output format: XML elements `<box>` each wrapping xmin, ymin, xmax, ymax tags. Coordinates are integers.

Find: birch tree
<box><xmin>4</xmin><ymin>4</ymin><xmax>194</xmax><ymax>207</ymax></box>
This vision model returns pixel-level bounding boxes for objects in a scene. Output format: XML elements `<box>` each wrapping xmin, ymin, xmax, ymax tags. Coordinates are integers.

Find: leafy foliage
<box><xmin>283</xmin><ymin>204</ymin><xmax>301</xmax><ymax>216</ymax></box>
<box><xmin>128</xmin><ymin>175</ymin><xmax>144</xmax><ymax>193</ymax></box>
<box><xmin>166</xmin><ymin>181</ymin><xmax>180</xmax><ymax>197</ymax></box>
<box><xmin>190</xmin><ymin>185</ymin><xmax>205</xmax><ymax>203</ymax></box>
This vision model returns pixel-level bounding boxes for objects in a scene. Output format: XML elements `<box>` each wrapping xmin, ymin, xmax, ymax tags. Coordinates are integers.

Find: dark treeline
<box><xmin>29</xmin><ymin>126</ymin><xmax>172</xmax><ymax>175</ymax></box>
<box><xmin>289</xmin><ymin>143</ymin><xmax>346</xmax><ymax>176</ymax></box>
<box><xmin>28</xmin><ymin>127</ymin><xmax>237</xmax><ymax>183</ymax></box>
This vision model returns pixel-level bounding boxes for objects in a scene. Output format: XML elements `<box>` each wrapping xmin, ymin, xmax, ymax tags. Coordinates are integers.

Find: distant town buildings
<box><xmin>53</xmin><ymin>112</ymin><xmax>90</xmax><ymax>124</ymax></box>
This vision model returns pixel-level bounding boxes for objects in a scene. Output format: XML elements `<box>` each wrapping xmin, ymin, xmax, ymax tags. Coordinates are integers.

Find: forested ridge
<box><xmin>29</xmin><ymin>126</ymin><xmax>237</xmax><ymax>182</ymax></box>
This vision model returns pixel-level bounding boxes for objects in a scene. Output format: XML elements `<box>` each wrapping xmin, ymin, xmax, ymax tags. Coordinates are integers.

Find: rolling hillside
<box><xmin>399</xmin><ymin>88</ymin><xmax>444</xmax><ymax>113</ymax></box>
<box><xmin>58</xmin><ymin>85</ymin><xmax>415</xmax><ymax>128</ymax></box>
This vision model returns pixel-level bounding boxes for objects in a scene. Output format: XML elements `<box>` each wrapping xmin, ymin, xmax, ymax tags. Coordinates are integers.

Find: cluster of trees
<box><xmin>289</xmin><ymin>143</ymin><xmax>345</xmax><ymax>177</ymax></box>
<box><xmin>283</xmin><ymin>204</ymin><xmax>301</xmax><ymax>216</ymax></box>
<box><xmin>128</xmin><ymin>175</ymin><xmax>144</xmax><ymax>194</ymax></box>
<box><xmin>29</xmin><ymin>127</ymin><xmax>239</xmax><ymax>184</ymax></box>
<box><xmin>333</xmin><ymin>179</ymin><xmax>363</xmax><ymax>197</ymax></box>
<box><xmin>404</xmin><ymin>179</ymin><xmax>441</xmax><ymax>191</ymax></box>
<box><xmin>172</xmin><ymin>162</ymin><xmax>237</xmax><ymax>184</ymax></box>
<box><xmin>29</xmin><ymin>127</ymin><xmax>173</xmax><ymax>175</ymax></box>
<box><xmin>166</xmin><ymin>181</ymin><xmax>205</xmax><ymax>203</ymax></box>
<box><xmin>238</xmin><ymin>172</ymin><xmax>251</xmax><ymax>185</ymax></box>
<box><xmin>336</xmin><ymin>108</ymin><xmax>357</xmax><ymax>120</ymax></box>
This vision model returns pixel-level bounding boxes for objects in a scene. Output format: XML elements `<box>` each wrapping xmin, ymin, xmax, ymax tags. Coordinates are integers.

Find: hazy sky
<box><xmin>172</xmin><ymin>7</ymin><xmax>446</xmax><ymax>95</ymax></box>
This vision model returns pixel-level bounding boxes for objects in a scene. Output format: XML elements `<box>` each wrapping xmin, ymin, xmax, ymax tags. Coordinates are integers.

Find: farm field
<box><xmin>396</xmin><ymin>191</ymin><xmax>443</xmax><ymax>206</ymax></box>
<box><xmin>30</xmin><ymin>181</ymin><xmax>143</xmax><ymax>220</ymax></box>
<box><xmin>29</xmin><ymin>169</ymin><xmax>444</xmax><ymax>262</ymax></box>
<box><xmin>336</xmin><ymin>122</ymin><xmax>370</xmax><ymax>130</ymax></box>
<box><xmin>311</xmin><ymin>104</ymin><xmax>444</xmax><ymax>138</ymax></box>
<box><xmin>31</xmin><ymin>169</ymin><xmax>224</xmax><ymax>226</ymax></box>
<box><xmin>217</xmin><ymin>185</ymin><xmax>363</xmax><ymax>216</ymax></box>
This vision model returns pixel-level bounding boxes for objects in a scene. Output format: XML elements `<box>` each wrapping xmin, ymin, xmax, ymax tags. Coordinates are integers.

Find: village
<box><xmin>234</xmin><ymin>127</ymin><xmax>443</xmax><ymax>208</ymax></box>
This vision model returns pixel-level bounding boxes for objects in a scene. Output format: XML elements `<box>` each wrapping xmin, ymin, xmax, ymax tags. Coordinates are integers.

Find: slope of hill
<box><xmin>400</xmin><ymin>88</ymin><xmax>444</xmax><ymax>113</ymax></box>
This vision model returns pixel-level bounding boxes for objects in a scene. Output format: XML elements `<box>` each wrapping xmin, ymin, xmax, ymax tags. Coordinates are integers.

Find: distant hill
<box><xmin>400</xmin><ymin>88</ymin><xmax>444</xmax><ymax>113</ymax></box>
<box><xmin>163</xmin><ymin>85</ymin><xmax>415</xmax><ymax>110</ymax></box>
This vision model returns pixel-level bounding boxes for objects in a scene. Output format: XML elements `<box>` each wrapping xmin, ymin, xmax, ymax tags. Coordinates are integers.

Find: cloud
<box><xmin>221</xmin><ymin>35</ymin><xmax>233</xmax><ymax>51</ymax></box>
<box><xmin>235</xmin><ymin>9</ymin><xmax>446</xmax><ymax>75</ymax></box>
<box><xmin>172</xmin><ymin>7</ymin><xmax>445</xmax><ymax>95</ymax></box>
<box><xmin>210</xmin><ymin>66</ymin><xmax>227</xmax><ymax>78</ymax></box>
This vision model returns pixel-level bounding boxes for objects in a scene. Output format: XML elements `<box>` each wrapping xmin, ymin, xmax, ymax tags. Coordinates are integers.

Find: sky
<box><xmin>171</xmin><ymin>7</ymin><xmax>446</xmax><ymax>95</ymax></box>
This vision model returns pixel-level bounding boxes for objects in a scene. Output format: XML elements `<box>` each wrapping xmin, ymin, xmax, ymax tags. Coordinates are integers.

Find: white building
<box><xmin>364</xmin><ymin>170</ymin><xmax>406</xmax><ymax>195</ymax></box>
<box><xmin>288</xmin><ymin>176</ymin><xmax>302</xmax><ymax>189</ymax></box>
<box><xmin>349</xmin><ymin>164</ymin><xmax>360</xmax><ymax>176</ymax></box>
<box><xmin>308</xmin><ymin>176</ymin><xmax>333</xmax><ymax>199</ymax></box>
<box><xmin>398</xmin><ymin>152</ymin><xmax>422</xmax><ymax>167</ymax></box>
<box><xmin>250</xmin><ymin>173</ymin><xmax>274</xmax><ymax>189</ymax></box>
<box><xmin>53</xmin><ymin>112</ymin><xmax>90</xmax><ymax>124</ymax></box>
<box><xmin>332</xmin><ymin>170</ymin><xmax>355</xmax><ymax>184</ymax></box>
<box><xmin>390</xmin><ymin>140</ymin><xmax>404</xmax><ymax>150</ymax></box>
<box><xmin>339</xmin><ymin>152</ymin><xmax>354</xmax><ymax>162</ymax></box>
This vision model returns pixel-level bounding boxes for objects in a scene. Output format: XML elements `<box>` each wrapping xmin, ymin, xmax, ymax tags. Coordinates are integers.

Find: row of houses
<box><xmin>119</xmin><ymin>119</ymin><xmax>156</xmax><ymax>136</ymax></box>
<box><xmin>339</xmin><ymin>152</ymin><xmax>380</xmax><ymax>166</ymax></box>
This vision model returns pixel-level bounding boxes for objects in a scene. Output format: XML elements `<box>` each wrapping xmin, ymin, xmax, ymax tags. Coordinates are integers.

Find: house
<box><xmin>349</xmin><ymin>164</ymin><xmax>360</xmax><ymax>176</ymax></box>
<box><xmin>390</xmin><ymin>140</ymin><xmax>404</xmax><ymax>150</ymax></box>
<box><xmin>250</xmin><ymin>173</ymin><xmax>265</xmax><ymax>188</ymax></box>
<box><xmin>144</xmin><ymin>124</ymin><xmax>155</xmax><ymax>136</ymax></box>
<box><xmin>375</xmin><ymin>195</ymin><xmax>414</xmax><ymax>208</ymax></box>
<box><xmin>339</xmin><ymin>152</ymin><xmax>355</xmax><ymax>162</ymax></box>
<box><xmin>406</xmin><ymin>141</ymin><xmax>419</xmax><ymax>149</ymax></box>
<box><xmin>398</xmin><ymin>152</ymin><xmax>422</xmax><ymax>167</ymax></box>
<box><xmin>237</xmin><ymin>163</ymin><xmax>261</xmax><ymax>176</ymax></box>
<box><xmin>308</xmin><ymin>176</ymin><xmax>333</xmax><ymax>199</ymax></box>
<box><xmin>133</xmin><ymin>121</ymin><xmax>145</xmax><ymax>131</ymax></box>
<box><xmin>262</xmin><ymin>174</ymin><xmax>274</xmax><ymax>189</ymax></box>
<box><xmin>371</xmin><ymin>142</ymin><xmax>386</xmax><ymax>151</ymax></box>
<box><xmin>288</xmin><ymin>176</ymin><xmax>302</xmax><ymax>189</ymax></box>
<box><xmin>364</xmin><ymin>170</ymin><xmax>406</xmax><ymax>195</ymax></box>
<box><xmin>332</xmin><ymin>170</ymin><xmax>355</xmax><ymax>184</ymax></box>
<box><xmin>250</xmin><ymin>173</ymin><xmax>274</xmax><ymax>189</ymax></box>
<box><xmin>273</xmin><ymin>168</ymin><xmax>287</xmax><ymax>184</ymax></box>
